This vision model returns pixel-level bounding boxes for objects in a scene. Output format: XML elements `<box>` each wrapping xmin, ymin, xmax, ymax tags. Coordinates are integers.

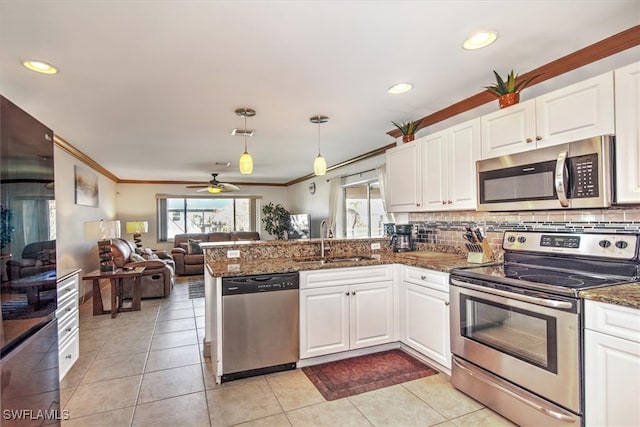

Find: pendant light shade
<box><xmin>310</xmin><ymin>115</ymin><xmax>329</xmax><ymax>176</ymax></box>
<box><xmin>313</xmin><ymin>154</ymin><xmax>327</xmax><ymax>176</ymax></box>
<box><xmin>236</xmin><ymin>108</ymin><xmax>256</xmax><ymax>175</ymax></box>
<box><xmin>239</xmin><ymin>151</ymin><xmax>253</xmax><ymax>174</ymax></box>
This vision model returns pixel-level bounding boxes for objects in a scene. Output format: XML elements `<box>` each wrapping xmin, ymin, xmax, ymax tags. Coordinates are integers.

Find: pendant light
<box><xmin>235</xmin><ymin>107</ymin><xmax>256</xmax><ymax>174</ymax></box>
<box><xmin>310</xmin><ymin>115</ymin><xmax>328</xmax><ymax>176</ymax></box>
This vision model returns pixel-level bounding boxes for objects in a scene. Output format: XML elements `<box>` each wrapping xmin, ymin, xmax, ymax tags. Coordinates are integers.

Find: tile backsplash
<box><xmin>409</xmin><ymin>206</ymin><xmax>640</xmax><ymax>254</ymax></box>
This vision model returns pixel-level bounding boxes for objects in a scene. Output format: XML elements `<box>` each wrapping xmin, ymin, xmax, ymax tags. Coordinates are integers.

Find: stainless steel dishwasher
<box><xmin>221</xmin><ymin>272</ymin><xmax>299</xmax><ymax>382</ymax></box>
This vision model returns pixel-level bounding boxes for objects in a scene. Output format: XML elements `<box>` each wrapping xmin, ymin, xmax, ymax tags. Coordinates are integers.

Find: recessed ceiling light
<box><xmin>388</xmin><ymin>82</ymin><xmax>413</xmax><ymax>95</ymax></box>
<box><xmin>22</xmin><ymin>60</ymin><xmax>58</xmax><ymax>74</ymax></box>
<box><xmin>463</xmin><ymin>31</ymin><xmax>498</xmax><ymax>50</ymax></box>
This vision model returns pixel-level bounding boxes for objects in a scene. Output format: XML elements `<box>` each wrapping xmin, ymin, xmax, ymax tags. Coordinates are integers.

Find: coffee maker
<box><xmin>390</xmin><ymin>224</ymin><xmax>415</xmax><ymax>252</ymax></box>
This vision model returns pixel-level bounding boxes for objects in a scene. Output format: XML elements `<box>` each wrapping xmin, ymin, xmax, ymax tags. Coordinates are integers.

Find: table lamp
<box><xmin>126</xmin><ymin>221</ymin><xmax>148</xmax><ymax>248</ymax></box>
<box><xmin>84</xmin><ymin>220</ymin><xmax>121</xmax><ymax>272</ymax></box>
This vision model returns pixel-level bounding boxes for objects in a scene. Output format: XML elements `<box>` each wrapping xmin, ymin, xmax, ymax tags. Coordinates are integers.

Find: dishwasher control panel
<box><xmin>222</xmin><ymin>272</ymin><xmax>299</xmax><ymax>295</ymax></box>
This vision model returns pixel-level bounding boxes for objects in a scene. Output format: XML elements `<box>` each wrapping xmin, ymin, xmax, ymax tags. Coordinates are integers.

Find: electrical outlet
<box><xmin>227</xmin><ymin>264</ymin><xmax>240</xmax><ymax>272</ymax></box>
<box><xmin>371</xmin><ymin>242</ymin><xmax>381</xmax><ymax>250</ymax></box>
<box><xmin>227</xmin><ymin>249</ymin><xmax>240</xmax><ymax>258</ymax></box>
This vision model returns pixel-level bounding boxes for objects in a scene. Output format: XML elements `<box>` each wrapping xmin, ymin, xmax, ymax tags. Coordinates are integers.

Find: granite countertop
<box><xmin>206</xmin><ymin>251</ymin><xmax>491</xmax><ymax>278</ymax></box>
<box><xmin>579</xmin><ymin>282</ymin><xmax>640</xmax><ymax>310</ymax></box>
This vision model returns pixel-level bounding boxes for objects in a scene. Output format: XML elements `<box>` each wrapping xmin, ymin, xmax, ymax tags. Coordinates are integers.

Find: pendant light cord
<box><xmin>317</xmin><ymin>121</ymin><xmax>321</xmax><ymax>155</ymax></box>
<box><xmin>244</xmin><ymin>113</ymin><xmax>248</xmax><ymax>153</ymax></box>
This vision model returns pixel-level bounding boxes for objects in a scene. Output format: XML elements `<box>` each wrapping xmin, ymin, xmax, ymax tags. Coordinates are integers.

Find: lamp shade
<box><xmin>84</xmin><ymin>220</ymin><xmax>121</xmax><ymax>240</ymax></box>
<box><xmin>239</xmin><ymin>151</ymin><xmax>253</xmax><ymax>174</ymax></box>
<box><xmin>314</xmin><ymin>154</ymin><xmax>327</xmax><ymax>176</ymax></box>
<box><xmin>126</xmin><ymin>221</ymin><xmax>149</xmax><ymax>234</ymax></box>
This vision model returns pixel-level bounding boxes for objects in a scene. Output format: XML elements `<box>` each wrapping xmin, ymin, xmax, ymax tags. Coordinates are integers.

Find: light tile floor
<box><xmin>60</xmin><ymin>275</ymin><xmax>516</xmax><ymax>427</ymax></box>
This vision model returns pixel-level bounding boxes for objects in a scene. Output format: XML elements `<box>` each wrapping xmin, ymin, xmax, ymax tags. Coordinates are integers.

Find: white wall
<box><xmin>54</xmin><ymin>146</ymin><xmax>118</xmax><ymax>295</ymax></box>
<box><xmin>115</xmin><ymin>183</ymin><xmax>290</xmax><ymax>249</ymax></box>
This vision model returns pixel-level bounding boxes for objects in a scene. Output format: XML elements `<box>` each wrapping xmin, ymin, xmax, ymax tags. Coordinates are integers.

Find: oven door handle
<box><xmin>555</xmin><ymin>150</ymin><xmax>569</xmax><ymax>207</ymax></box>
<box><xmin>450</xmin><ymin>278</ymin><xmax>574</xmax><ymax>310</ymax></box>
<box><xmin>453</xmin><ymin>357</ymin><xmax>578</xmax><ymax>423</ymax></box>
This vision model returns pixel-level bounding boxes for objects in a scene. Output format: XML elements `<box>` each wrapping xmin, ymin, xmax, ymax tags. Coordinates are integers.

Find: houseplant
<box><xmin>261</xmin><ymin>202</ymin><xmax>291</xmax><ymax>240</ymax></box>
<box><xmin>484</xmin><ymin>70</ymin><xmax>540</xmax><ymax>108</ymax></box>
<box><xmin>391</xmin><ymin>119</ymin><xmax>423</xmax><ymax>143</ymax></box>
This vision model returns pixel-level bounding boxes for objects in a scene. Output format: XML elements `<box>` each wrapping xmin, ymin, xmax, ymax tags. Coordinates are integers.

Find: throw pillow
<box><xmin>130</xmin><ymin>253</ymin><xmax>145</xmax><ymax>262</ymax></box>
<box><xmin>188</xmin><ymin>239</ymin><xmax>203</xmax><ymax>255</ymax></box>
<box><xmin>180</xmin><ymin>242</ymin><xmax>189</xmax><ymax>251</ymax></box>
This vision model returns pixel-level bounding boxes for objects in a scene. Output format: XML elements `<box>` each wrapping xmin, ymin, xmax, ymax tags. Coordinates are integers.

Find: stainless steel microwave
<box><xmin>477</xmin><ymin>135</ymin><xmax>614</xmax><ymax>211</ymax></box>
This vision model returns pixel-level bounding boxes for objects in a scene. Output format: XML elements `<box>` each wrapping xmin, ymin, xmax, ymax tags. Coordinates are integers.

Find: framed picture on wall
<box><xmin>74</xmin><ymin>165</ymin><xmax>99</xmax><ymax>207</ymax></box>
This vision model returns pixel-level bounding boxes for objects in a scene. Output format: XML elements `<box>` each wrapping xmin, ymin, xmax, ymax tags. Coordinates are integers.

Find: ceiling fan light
<box><xmin>208</xmin><ymin>186</ymin><xmax>222</xmax><ymax>194</ymax></box>
<box><xmin>314</xmin><ymin>154</ymin><xmax>327</xmax><ymax>176</ymax></box>
<box><xmin>239</xmin><ymin>151</ymin><xmax>253</xmax><ymax>174</ymax></box>
<box><xmin>22</xmin><ymin>60</ymin><xmax>58</xmax><ymax>74</ymax></box>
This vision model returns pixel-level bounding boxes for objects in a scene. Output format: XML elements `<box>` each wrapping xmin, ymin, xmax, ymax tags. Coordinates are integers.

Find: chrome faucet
<box><xmin>320</xmin><ymin>220</ymin><xmax>329</xmax><ymax>258</ymax></box>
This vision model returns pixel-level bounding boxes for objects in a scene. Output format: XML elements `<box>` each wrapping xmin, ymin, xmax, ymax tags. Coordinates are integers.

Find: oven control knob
<box><xmin>598</xmin><ymin>240</ymin><xmax>611</xmax><ymax>248</ymax></box>
<box><xmin>517</xmin><ymin>236</ymin><xmax>526</xmax><ymax>244</ymax></box>
<box><xmin>507</xmin><ymin>236</ymin><xmax>516</xmax><ymax>243</ymax></box>
<box><xmin>615</xmin><ymin>241</ymin><xmax>628</xmax><ymax>249</ymax></box>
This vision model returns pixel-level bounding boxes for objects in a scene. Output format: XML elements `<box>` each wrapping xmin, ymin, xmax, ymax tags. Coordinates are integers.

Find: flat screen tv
<box><xmin>288</xmin><ymin>214</ymin><xmax>310</xmax><ymax>239</ymax></box>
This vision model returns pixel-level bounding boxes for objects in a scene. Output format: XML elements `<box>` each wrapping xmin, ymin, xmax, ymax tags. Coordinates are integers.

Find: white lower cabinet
<box><xmin>584</xmin><ymin>300</ymin><xmax>640</xmax><ymax>427</ymax></box>
<box><xmin>401</xmin><ymin>267</ymin><xmax>451</xmax><ymax>369</ymax></box>
<box><xmin>57</xmin><ymin>271</ymin><xmax>80</xmax><ymax>380</ymax></box>
<box><xmin>299</xmin><ymin>266</ymin><xmax>394</xmax><ymax>359</ymax></box>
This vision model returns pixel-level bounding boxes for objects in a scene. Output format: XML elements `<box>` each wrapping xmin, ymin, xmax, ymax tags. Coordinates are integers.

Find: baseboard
<box><xmin>400</xmin><ymin>343</ymin><xmax>451</xmax><ymax>376</ymax></box>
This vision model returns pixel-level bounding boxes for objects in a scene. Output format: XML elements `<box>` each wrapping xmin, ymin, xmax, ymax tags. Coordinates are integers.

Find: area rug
<box><xmin>302</xmin><ymin>349</ymin><xmax>438</xmax><ymax>401</ymax></box>
<box><xmin>188</xmin><ymin>280</ymin><xmax>204</xmax><ymax>299</ymax></box>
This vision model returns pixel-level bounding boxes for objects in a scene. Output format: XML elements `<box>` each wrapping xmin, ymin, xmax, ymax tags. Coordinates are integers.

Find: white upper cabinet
<box><xmin>422</xmin><ymin>119</ymin><xmax>480</xmax><ymax>211</ymax></box>
<box><xmin>445</xmin><ymin>119</ymin><xmax>481</xmax><ymax>210</ymax></box>
<box><xmin>386</xmin><ymin>140</ymin><xmax>422</xmax><ymax>212</ymax></box>
<box><xmin>481</xmin><ymin>72</ymin><xmax>615</xmax><ymax>159</ymax></box>
<box><xmin>536</xmin><ymin>71</ymin><xmax>614</xmax><ymax>147</ymax></box>
<box><xmin>481</xmin><ymin>99</ymin><xmax>537</xmax><ymax>159</ymax></box>
<box><xmin>614</xmin><ymin>61</ymin><xmax>640</xmax><ymax>204</ymax></box>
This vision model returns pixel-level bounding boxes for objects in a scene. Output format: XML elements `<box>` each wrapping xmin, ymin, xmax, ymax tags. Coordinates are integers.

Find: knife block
<box><xmin>467</xmin><ymin>240</ymin><xmax>494</xmax><ymax>264</ymax></box>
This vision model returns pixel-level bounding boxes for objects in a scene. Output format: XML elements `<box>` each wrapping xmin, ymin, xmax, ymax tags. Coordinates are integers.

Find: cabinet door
<box><xmin>536</xmin><ymin>72</ymin><xmax>614</xmax><ymax>148</ymax></box>
<box><xmin>299</xmin><ymin>286</ymin><xmax>350</xmax><ymax>359</ymax></box>
<box><xmin>481</xmin><ymin>99</ymin><xmax>536</xmax><ymax>159</ymax></box>
<box><xmin>401</xmin><ymin>282</ymin><xmax>450</xmax><ymax>369</ymax></box>
<box><xmin>585</xmin><ymin>330</ymin><xmax>640</xmax><ymax>427</ymax></box>
<box><xmin>421</xmin><ymin>131</ymin><xmax>448</xmax><ymax>210</ymax></box>
<box><xmin>614</xmin><ymin>61</ymin><xmax>640</xmax><ymax>204</ymax></box>
<box><xmin>349</xmin><ymin>281</ymin><xmax>394</xmax><ymax>349</ymax></box>
<box><xmin>447</xmin><ymin>119</ymin><xmax>481</xmax><ymax>210</ymax></box>
<box><xmin>385</xmin><ymin>141</ymin><xmax>422</xmax><ymax>211</ymax></box>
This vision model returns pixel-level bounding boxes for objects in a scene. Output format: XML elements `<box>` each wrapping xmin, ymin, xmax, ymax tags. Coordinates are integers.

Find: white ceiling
<box><xmin>1</xmin><ymin>1</ymin><xmax>638</xmax><ymax>184</ymax></box>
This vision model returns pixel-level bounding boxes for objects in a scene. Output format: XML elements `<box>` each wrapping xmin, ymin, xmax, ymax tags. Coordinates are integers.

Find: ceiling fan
<box><xmin>186</xmin><ymin>173</ymin><xmax>240</xmax><ymax>194</ymax></box>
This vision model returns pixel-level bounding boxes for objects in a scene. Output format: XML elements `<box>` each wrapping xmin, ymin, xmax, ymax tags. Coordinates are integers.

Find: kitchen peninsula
<box><xmin>200</xmin><ymin>237</ymin><xmax>486</xmax><ymax>384</ymax></box>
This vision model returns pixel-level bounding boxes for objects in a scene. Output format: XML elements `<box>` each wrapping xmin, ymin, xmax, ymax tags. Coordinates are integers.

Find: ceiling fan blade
<box><xmin>219</xmin><ymin>183</ymin><xmax>240</xmax><ymax>192</ymax></box>
<box><xmin>195</xmin><ymin>187</ymin><xmax>211</xmax><ymax>192</ymax></box>
<box><xmin>186</xmin><ymin>184</ymin><xmax>208</xmax><ymax>188</ymax></box>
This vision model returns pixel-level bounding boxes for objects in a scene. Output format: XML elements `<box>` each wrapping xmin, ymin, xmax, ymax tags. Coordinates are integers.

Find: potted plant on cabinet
<box><xmin>484</xmin><ymin>70</ymin><xmax>541</xmax><ymax>109</ymax></box>
<box><xmin>261</xmin><ymin>202</ymin><xmax>291</xmax><ymax>240</ymax></box>
<box><xmin>391</xmin><ymin>118</ymin><xmax>423</xmax><ymax>143</ymax></box>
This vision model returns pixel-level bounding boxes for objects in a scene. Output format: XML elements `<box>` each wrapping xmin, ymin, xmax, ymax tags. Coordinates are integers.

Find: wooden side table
<box><xmin>83</xmin><ymin>267</ymin><xmax>146</xmax><ymax>318</ymax></box>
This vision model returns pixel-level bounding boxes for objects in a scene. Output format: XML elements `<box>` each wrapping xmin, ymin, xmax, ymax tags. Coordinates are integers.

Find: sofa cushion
<box><xmin>130</xmin><ymin>252</ymin><xmax>145</xmax><ymax>262</ymax></box>
<box><xmin>188</xmin><ymin>239</ymin><xmax>203</xmax><ymax>255</ymax></box>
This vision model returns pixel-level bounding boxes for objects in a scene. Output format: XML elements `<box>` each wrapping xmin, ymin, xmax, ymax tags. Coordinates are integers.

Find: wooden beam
<box><xmin>388</xmin><ymin>24</ymin><xmax>640</xmax><ymax>138</ymax></box>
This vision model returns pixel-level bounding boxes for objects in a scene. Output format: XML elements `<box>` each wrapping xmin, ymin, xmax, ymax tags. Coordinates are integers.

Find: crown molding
<box><xmin>388</xmin><ymin>24</ymin><xmax>640</xmax><ymax>138</ymax></box>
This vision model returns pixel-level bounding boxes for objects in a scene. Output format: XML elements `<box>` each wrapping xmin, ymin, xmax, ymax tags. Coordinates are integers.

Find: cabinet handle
<box><xmin>345</xmin><ymin>291</ymin><xmax>350</xmax><ymax>296</ymax></box>
<box><xmin>352</xmin><ymin>291</ymin><xmax>356</xmax><ymax>295</ymax></box>
<box><xmin>66</xmin><ymin>327</ymin><xmax>72</xmax><ymax>332</ymax></box>
<box><xmin>525</xmin><ymin>138</ymin><xmax>533</xmax><ymax>143</ymax></box>
<box><xmin>416</xmin><ymin>203</ymin><xmax>420</xmax><ymax>207</ymax></box>
<box><xmin>447</xmin><ymin>200</ymin><xmax>452</xmax><ymax>204</ymax></box>
<box><xmin>420</xmin><ymin>275</ymin><xmax>427</xmax><ymax>280</ymax></box>
<box><xmin>442</xmin><ymin>201</ymin><xmax>446</xmax><ymax>205</ymax></box>
<box><xmin>65</xmin><ymin>354</ymin><xmax>72</xmax><ymax>359</ymax></box>
<box><xmin>536</xmin><ymin>136</ymin><xmax>542</xmax><ymax>141</ymax></box>
<box><xmin>445</xmin><ymin>301</ymin><xmax>450</xmax><ymax>306</ymax></box>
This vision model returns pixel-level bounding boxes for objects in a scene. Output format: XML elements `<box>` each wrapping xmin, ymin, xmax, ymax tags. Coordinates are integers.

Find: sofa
<box><xmin>6</xmin><ymin>240</ymin><xmax>56</xmax><ymax>281</ymax></box>
<box><xmin>105</xmin><ymin>238</ymin><xmax>175</xmax><ymax>298</ymax></box>
<box><xmin>171</xmin><ymin>232</ymin><xmax>260</xmax><ymax>276</ymax></box>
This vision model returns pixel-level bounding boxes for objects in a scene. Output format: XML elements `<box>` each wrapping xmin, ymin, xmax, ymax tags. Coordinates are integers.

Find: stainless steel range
<box><xmin>449</xmin><ymin>230</ymin><xmax>640</xmax><ymax>427</ymax></box>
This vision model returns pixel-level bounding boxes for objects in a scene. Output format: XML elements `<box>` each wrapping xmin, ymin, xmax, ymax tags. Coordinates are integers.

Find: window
<box><xmin>344</xmin><ymin>180</ymin><xmax>388</xmax><ymax>238</ymax></box>
<box><xmin>157</xmin><ymin>197</ymin><xmax>256</xmax><ymax>241</ymax></box>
